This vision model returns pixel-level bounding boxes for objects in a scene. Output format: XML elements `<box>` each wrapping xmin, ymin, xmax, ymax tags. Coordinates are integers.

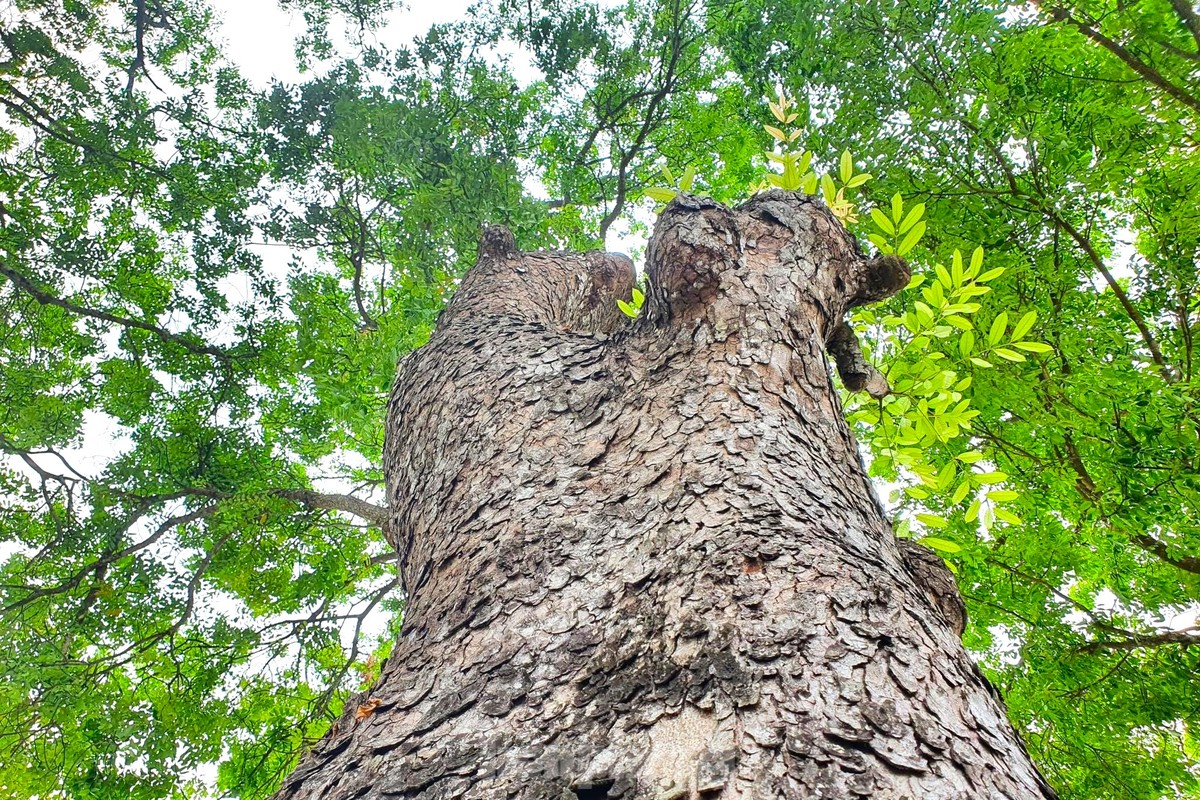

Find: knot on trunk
<box><xmin>850</xmin><ymin>254</ymin><xmax>911</xmax><ymax>308</ymax></box>
<box><xmin>827</xmin><ymin>321</ymin><xmax>891</xmax><ymax>398</ymax></box>
<box><xmin>896</xmin><ymin>538</ymin><xmax>968</xmax><ymax>637</ymax></box>
<box><xmin>637</xmin><ymin>191</ymin><xmax>906</xmax><ymax>395</ymax></box>
<box><xmin>439</xmin><ymin>225</ymin><xmax>636</xmax><ymax>334</ymax></box>
<box><xmin>479</xmin><ymin>225</ymin><xmax>517</xmax><ymax>260</ymax></box>
<box><xmin>639</xmin><ymin>191</ymin><xmax>908</xmax><ymax>325</ymax></box>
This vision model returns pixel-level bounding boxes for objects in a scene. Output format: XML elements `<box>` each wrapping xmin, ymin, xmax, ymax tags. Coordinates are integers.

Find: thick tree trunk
<box><xmin>276</xmin><ymin>192</ymin><xmax>1057</xmax><ymax>799</ymax></box>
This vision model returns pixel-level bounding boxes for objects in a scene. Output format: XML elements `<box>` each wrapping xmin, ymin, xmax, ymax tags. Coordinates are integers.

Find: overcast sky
<box><xmin>210</xmin><ymin>0</ymin><xmax>477</xmax><ymax>87</ymax></box>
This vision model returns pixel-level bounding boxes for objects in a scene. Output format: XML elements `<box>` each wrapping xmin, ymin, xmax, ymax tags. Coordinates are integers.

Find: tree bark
<box><xmin>275</xmin><ymin>192</ymin><xmax>1057</xmax><ymax>799</ymax></box>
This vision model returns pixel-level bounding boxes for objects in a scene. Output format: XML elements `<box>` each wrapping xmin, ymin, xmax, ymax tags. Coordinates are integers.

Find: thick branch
<box><xmin>1079</xmin><ymin>626</ymin><xmax>1199</xmax><ymax>653</ymax></box>
<box><xmin>275</xmin><ymin>490</ymin><xmax>390</xmax><ymax>528</ymax></box>
<box><xmin>126</xmin><ymin>0</ymin><xmax>148</xmax><ymax>95</ymax></box>
<box><xmin>1128</xmin><ymin>531</ymin><xmax>1200</xmax><ymax>575</ymax></box>
<box><xmin>1041</xmin><ymin>4</ymin><xmax>1200</xmax><ymax>115</ymax></box>
<box><xmin>440</xmin><ymin>226</ymin><xmax>634</xmax><ymax>334</ymax></box>
<box><xmin>169</xmin><ymin>486</ymin><xmax>389</xmax><ymax>528</ymax></box>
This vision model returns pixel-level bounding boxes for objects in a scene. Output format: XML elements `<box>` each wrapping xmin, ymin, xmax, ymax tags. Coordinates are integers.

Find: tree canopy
<box><xmin>0</xmin><ymin>0</ymin><xmax>1196</xmax><ymax>798</ymax></box>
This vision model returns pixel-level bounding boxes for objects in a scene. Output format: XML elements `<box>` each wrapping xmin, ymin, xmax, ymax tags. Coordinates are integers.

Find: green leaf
<box><xmin>969</xmin><ymin>246</ymin><xmax>984</xmax><ymax>277</ymax></box>
<box><xmin>891</xmin><ymin>192</ymin><xmax>904</xmax><ymax>223</ymax></box>
<box><xmin>797</xmin><ymin>151</ymin><xmax>813</xmax><ymax>174</ymax></box>
<box><xmin>937</xmin><ymin>461</ymin><xmax>957</xmax><ymax>490</ymax></box>
<box><xmin>820</xmin><ymin>172</ymin><xmax>837</xmax><ymax>205</ymax></box>
<box><xmin>945</xmin><ymin>315</ymin><xmax>972</xmax><ymax>330</ymax></box>
<box><xmin>870</xmin><ymin>207</ymin><xmax>895</xmax><ymax>235</ymax></box>
<box><xmin>643</xmin><ymin>186</ymin><xmax>679</xmax><ymax>202</ymax></box>
<box><xmin>935</xmin><ymin>263</ymin><xmax>953</xmax><ymax>289</ymax></box>
<box><xmin>897</xmin><ymin>220</ymin><xmax>926</xmax><ymax>256</ymax></box>
<box><xmin>1012</xmin><ymin>340</ymin><xmax>1053</xmax><ymax>353</ymax></box>
<box><xmin>839</xmin><ymin>149</ymin><xmax>853</xmax><ymax>184</ymax></box>
<box><xmin>679</xmin><ymin>164</ymin><xmax>696</xmax><ymax>192</ymax></box>
<box><xmin>921</xmin><ymin>535</ymin><xmax>961</xmax><ymax>552</ymax></box>
<box><xmin>987</xmin><ymin>312</ymin><xmax>1008</xmax><ymax>347</ymax></box>
<box><xmin>867</xmin><ymin>233</ymin><xmax>892</xmax><ymax>252</ymax></box>
<box><xmin>914</xmin><ymin>301</ymin><xmax>935</xmax><ymax>327</ymax></box>
<box><xmin>959</xmin><ymin>330</ymin><xmax>975</xmax><ymax>359</ymax></box>
<box><xmin>994</xmin><ymin>507</ymin><xmax>1023</xmax><ymax>525</ymax></box>
<box><xmin>916</xmin><ymin>513</ymin><xmax>950</xmax><ymax>529</ymax></box>
<box><xmin>898</xmin><ymin>202</ymin><xmax>925</xmax><ymax>233</ymax></box>
<box><xmin>1011</xmin><ymin>310</ymin><xmax>1037</xmax><ymax>340</ymax></box>
<box><xmin>993</xmin><ymin>348</ymin><xmax>1026</xmax><ymax>362</ymax></box>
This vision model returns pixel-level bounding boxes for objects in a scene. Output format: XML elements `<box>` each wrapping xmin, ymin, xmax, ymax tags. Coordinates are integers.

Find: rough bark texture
<box><xmin>275</xmin><ymin>192</ymin><xmax>1057</xmax><ymax>800</ymax></box>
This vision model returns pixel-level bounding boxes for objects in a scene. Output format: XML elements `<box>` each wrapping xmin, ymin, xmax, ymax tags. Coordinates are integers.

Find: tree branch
<box><xmin>597</xmin><ymin>0</ymin><xmax>696</xmax><ymax>240</ymax></box>
<box><xmin>1168</xmin><ymin>0</ymin><xmax>1200</xmax><ymax>55</ymax></box>
<box><xmin>0</xmin><ymin>81</ymin><xmax>171</xmax><ymax>177</ymax></box>
<box><xmin>0</xmin><ymin>262</ymin><xmax>237</xmax><ymax>361</ymax></box>
<box><xmin>1043</xmin><ymin>214</ymin><xmax>1174</xmax><ymax>381</ymax></box>
<box><xmin>1041</xmin><ymin>4</ymin><xmax>1200</xmax><ymax>115</ymax></box>
<box><xmin>1079</xmin><ymin>626</ymin><xmax>1199</xmax><ymax>653</ymax></box>
<box><xmin>948</xmin><ymin>114</ymin><xmax>1174</xmax><ymax>381</ymax></box>
<box><xmin>275</xmin><ymin>489</ymin><xmax>390</xmax><ymax>528</ymax></box>
<box><xmin>1</xmin><ymin>504</ymin><xmax>218</xmax><ymax>614</ymax></box>
<box><xmin>1127</xmin><ymin>531</ymin><xmax>1200</xmax><ymax>575</ymax></box>
<box><xmin>164</xmin><ymin>486</ymin><xmax>390</xmax><ymax>528</ymax></box>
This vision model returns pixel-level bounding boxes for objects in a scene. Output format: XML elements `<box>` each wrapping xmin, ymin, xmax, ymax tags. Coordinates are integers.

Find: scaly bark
<box><xmin>275</xmin><ymin>192</ymin><xmax>1056</xmax><ymax>799</ymax></box>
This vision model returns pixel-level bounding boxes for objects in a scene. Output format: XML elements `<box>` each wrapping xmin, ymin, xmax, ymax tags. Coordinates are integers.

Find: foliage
<box><xmin>0</xmin><ymin>0</ymin><xmax>1197</xmax><ymax>798</ymax></box>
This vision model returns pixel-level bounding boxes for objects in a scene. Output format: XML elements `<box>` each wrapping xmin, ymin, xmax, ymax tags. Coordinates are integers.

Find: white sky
<box><xmin>211</xmin><ymin>0</ymin><xmax>475</xmax><ymax>87</ymax></box>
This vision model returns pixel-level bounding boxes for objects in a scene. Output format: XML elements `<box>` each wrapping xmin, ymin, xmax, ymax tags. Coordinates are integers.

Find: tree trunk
<box><xmin>275</xmin><ymin>192</ymin><xmax>1057</xmax><ymax>800</ymax></box>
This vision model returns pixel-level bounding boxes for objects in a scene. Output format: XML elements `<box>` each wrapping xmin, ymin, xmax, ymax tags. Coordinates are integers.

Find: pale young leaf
<box><xmin>921</xmin><ymin>535</ymin><xmax>961</xmax><ymax>552</ymax></box>
<box><xmin>897</xmin><ymin>220</ymin><xmax>926</xmax><ymax>255</ymax></box>
<box><xmin>1011</xmin><ymin>310</ymin><xmax>1037</xmax><ymax>340</ymax></box>
<box><xmin>870</xmin><ymin>207</ymin><xmax>895</xmax><ymax>235</ymax></box>
<box><xmin>988</xmin><ymin>312</ymin><xmax>1008</xmax><ymax>346</ymax></box>
<box><xmin>898</xmin><ymin>202</ymin><xmax>925</xmax><ymax>233</ymax></box>
<box><xmin>643</xmin><ymin>187</ymin><xmax>679</xmax><ymax>202</ymax></box>
<box><xmin>764</xmin><ymin>124</ymin><xmax>788</xmax><ymax>142</ymax></box>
